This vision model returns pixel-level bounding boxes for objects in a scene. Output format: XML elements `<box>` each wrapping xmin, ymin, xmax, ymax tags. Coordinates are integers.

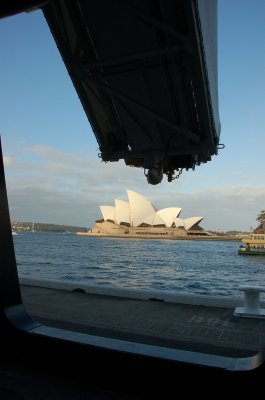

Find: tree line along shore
<box><xmin>11</xmin><ymin>221</ymin><xmax>87</xmax><ymax>233</ymax></box>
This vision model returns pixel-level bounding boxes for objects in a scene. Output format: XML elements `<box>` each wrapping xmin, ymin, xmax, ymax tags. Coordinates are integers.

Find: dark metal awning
<box><xmin>44</xmin><ymin>1</ymin><xmax>221</xmax><ymax>183</ymax></box>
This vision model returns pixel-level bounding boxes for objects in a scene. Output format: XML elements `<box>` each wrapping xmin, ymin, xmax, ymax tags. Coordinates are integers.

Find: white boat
<box><xmin>12</xmin><ymin>231</ymin><xmax>18</xmax><ymax>235</ymax></box>
<box><xmin>238</xmin><ymin>230</ymin><xmax>265</xmax><ymax>255</ymax></box>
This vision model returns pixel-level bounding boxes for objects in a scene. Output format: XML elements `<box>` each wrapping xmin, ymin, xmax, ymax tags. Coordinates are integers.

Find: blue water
<box><xmin>13</xmin><ymin>232</ymin><xmax>265</xmax><ymax>297</ymax></box>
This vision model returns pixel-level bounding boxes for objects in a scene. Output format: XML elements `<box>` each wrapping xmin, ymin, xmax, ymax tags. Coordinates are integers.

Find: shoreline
<box><xmin>76</xmin><ymin>232</ymin><xmax>241</xmax><ymax>241</ymax></box>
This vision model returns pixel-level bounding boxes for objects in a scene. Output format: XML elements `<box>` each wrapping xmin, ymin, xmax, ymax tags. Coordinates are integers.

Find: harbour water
<box><xmin>13</xmin><ymin>232</ymin><xmax>265</xmax><ymax>298</ymax></box>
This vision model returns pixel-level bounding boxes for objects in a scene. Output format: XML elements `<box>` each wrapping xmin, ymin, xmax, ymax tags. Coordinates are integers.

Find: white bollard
<box><xmin>234</xmin><ymin>285</ymin><xmax>265</xmax><ymax>318</ymax></box>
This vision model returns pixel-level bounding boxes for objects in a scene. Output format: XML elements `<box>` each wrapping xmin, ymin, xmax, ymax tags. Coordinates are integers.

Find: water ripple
<box><xmin>13</xmin><ymin>232</ymin><xmax>265</xmax><ymax>297</ymax></box>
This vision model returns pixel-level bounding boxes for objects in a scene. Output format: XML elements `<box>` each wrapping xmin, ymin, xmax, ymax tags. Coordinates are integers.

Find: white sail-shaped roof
<box><xmin>114</xmin><ymin>199</ymin><xmax>130</xmax><ymax>225</ymax></box>
<box><xmin>98</xmin><ymin>190</ymin><xmax>204</xmax><ymax>231</ymax></box>
<box><xmin>127</xmin><ymin>189</ymin><xmax>156</xmax><ymax>227</ymax></box>
<box><xmin>184</xmin><ymin>217</ymin><xmax>204</xmax><ymax>230</ymax></box>
<box><xmin>174</xmin><ymin>217</ymin><xmax>185</xmax><ymax>228</ymax></box>
<box><xmin>142</xmin><ymin>212</ymin><xmax>165</xmax><ymax>226</ymax></box>
<box><xmin>153</xmin><ymin>213</ymin><xmax>166</xmax><ymax>226</ymax></box>
<box><xmin>142</xmin><ymin>213</ymin><xmax>155</xmax><ymax>226</ymax></box>
<box><xmin>156</xmin><ymin>207</ymin><xmax>182</xmax><ymax>227</ymax></box>
<box><xmin>100</xmin><ymin>205</ymin><xmax>115</xmax><ymax>221</ymax></box>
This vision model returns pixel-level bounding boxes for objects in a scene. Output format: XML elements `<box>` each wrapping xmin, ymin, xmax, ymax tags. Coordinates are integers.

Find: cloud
<box><xmin>4</xmin><ymin>145</ymin><xmax>265</xmax><ymax>231</ymax></box>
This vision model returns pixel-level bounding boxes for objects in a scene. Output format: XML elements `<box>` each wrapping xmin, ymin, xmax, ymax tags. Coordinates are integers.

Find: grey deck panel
<box><xmin>20</xmin><ymin>284</ymin><xmax>265</xmax><ymax>357</ymax></box>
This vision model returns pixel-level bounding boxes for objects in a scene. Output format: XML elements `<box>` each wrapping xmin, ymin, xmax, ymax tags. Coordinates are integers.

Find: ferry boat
<box><xmin>238</xmin><ymin>230</ymin><xmax>265</xmax><ymax>255</ymax></box>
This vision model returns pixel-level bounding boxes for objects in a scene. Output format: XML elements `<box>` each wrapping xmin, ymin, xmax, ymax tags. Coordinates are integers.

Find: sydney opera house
<box><xmin>88</xmin><ymin>190</ymin><xmax>207</xmax><ymax>238</ymax></box>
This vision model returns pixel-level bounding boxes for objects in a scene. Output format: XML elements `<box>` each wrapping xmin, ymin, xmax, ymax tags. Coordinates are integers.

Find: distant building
<box><xmin>89</xmin><ymin>189</ymin><xmax>206</xmax><ymax>238</ymax></box>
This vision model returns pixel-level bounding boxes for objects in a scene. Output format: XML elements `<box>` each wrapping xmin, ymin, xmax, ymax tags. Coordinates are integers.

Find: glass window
<box><xmin>1</xmin><ymin>1</ymin><xmax>265</xmax><ymax>384</ymax></box>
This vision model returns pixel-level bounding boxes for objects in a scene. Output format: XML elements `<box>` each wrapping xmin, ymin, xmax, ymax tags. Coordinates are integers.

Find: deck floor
<box><xmin>20</xmin><ymin>284</ymin><xmax>265</xmax><ymax>358</ymax></box>
<box><xmin>2</xmin><ymin>284</ymin><xmax>265</xmax><ymax>399</ymax></box>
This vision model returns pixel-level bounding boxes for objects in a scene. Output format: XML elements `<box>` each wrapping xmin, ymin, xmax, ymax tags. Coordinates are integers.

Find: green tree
<box><xmin>257</xmin><ymin>210</ymin><xmax>265</xmax><ymax>228</ymax></box>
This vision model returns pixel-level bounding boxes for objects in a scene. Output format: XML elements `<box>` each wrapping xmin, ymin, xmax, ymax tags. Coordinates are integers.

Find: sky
<box><xmin>0</xmin><ymin>1</ymin><xmax>264</xmax><ymax>231</ymax></box>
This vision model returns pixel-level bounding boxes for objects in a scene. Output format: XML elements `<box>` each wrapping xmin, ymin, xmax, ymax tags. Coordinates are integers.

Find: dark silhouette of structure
<box><xmin>1</xmin><ymin>1</ymin><xmax>264</xmax><ymax>398</ymax></box>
